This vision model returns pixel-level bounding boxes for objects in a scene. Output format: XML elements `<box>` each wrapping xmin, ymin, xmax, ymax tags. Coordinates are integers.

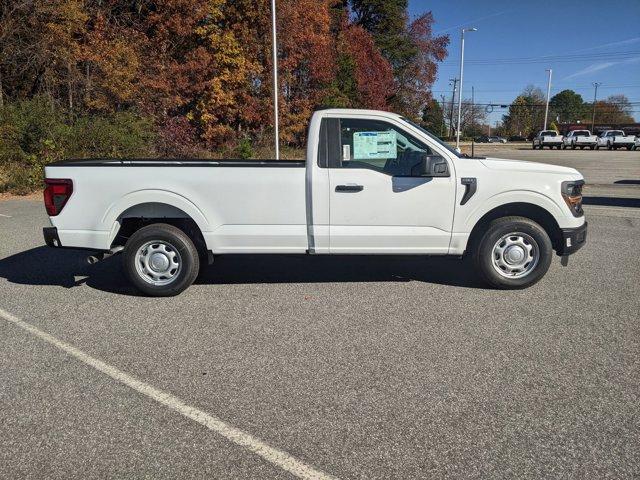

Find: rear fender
<box><xmin>102</xmin><ymin>190</ymin><xmax>210</xmax><ymax>244</ymax></box>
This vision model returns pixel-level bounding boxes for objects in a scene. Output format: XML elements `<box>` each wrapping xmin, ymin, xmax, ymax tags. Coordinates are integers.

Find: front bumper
<box><xmin>43</xmin><ymin>227</ymin><xmax>61</xmax><ymax>247</ymax></box>
<box><xmin>558</xmin><ymin>222</ymin><xmax>587</xmax><ymax>256</ymax></box>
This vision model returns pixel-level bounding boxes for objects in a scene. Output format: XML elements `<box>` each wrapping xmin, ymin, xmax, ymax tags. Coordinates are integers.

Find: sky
<box><xmin>408</xmin><ymin>0</ymin><xmax>640</xmax><ymax>124</ymax></box>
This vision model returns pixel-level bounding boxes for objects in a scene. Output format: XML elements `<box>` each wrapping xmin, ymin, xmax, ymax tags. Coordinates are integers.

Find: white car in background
<box><xmin>533</xmin><ymin>130</ymin><xmax>563</xmax><ymax>150</ymax></box>
<box><xmin>596</xmin><ymin>130</ymin><xmax>636</xmax><ymax>150</ymax></box>
<box><xmin>562</xmin><ymin>130</ymin><xmax>598</xmax><ymax>150</ymax></box>
<box><xmin>635</xmin><ymin>136</ymin><xmax>640</xmax><ymax>151</ymax></box>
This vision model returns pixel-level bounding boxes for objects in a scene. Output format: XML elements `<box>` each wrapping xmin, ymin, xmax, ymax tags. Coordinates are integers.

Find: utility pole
<box><xmin>448</xmin><ymin>78</ymin><xmax>458</xmax><ymax>139</ymax></box>
<box><xmin>471</xmin><ymin>86</ymin><xmax>475</xmax><ymax>133</ymax></box>
<box><xmin>270</xmin><ymin>0</ymin><xmax>280</xmax><ymax>160</ymax></box>
<box><xmin>456</xmin><ymin>27</ymin><xmax>477</xmax><ymax>149</ymax></box>
<box><xmin>544</xmin><ymin>68</ymin><xmax>552</xmax><ymax>130</ymax></box>
<box><xmin>440</xmin><ymin>95</ymin><xmax>447</xmax><ymax>138</ymax></box>
<box><xmin>591</xmin><ymin>82</ymin><xmax>602</xmax><ymax>132</ymax></box>
<box><xmin>471</xmin><ymin>86</ymin><xmax>475</xmax><ymax>157</ymax></box>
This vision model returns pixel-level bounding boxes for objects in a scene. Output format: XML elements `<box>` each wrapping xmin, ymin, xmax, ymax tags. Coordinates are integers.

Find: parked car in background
<box><xmin>475</xmin><ymin>136</ymin><xmax>507</xmax><ymax>144</ymax></box>
<box><xmin>508</xmin><ymin>135</ymin><xmax>527</xmax><ymax>142</ymax></box>
<box><xmin>533</xmin><ymin>130</ymin><xmax>563</xmax><ymax>150</ymax></box>
<box><xmin>42</xmin><ymin>108</ymin><xmax>587</xmax><ymax>295</ymax></box>
<box><xmin>596</xmin><ymin>130</ymin><xmax>636</xmax><ymax>150</ymax></box>
<box><xmin>562</xmin><ymin>130</ymin><xmax>598</xmax><ymax>150</ymax></box>
<box><xmin>635</xmin><ymin>136</ymin><xmax>640</xmax><ymax>150</ymax></box>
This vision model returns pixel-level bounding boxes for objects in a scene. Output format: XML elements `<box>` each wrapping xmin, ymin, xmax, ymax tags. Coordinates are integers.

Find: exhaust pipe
<box><xmin>87</xmin><ymin>246</ymin><xmax>124</xmax><ymax>265</ymax></box>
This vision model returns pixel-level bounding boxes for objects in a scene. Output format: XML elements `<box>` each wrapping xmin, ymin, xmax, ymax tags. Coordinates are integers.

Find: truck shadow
<box><xmin>0</xmin><ymin>246</ymin><xmax>484</xmax><ymax>295</ymax></box>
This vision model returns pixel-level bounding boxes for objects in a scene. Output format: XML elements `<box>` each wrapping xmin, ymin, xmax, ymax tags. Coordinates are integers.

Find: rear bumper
<box><xmin>43</xmin><ymin>227</ymin><xmax>62</xmax><ymax>247</ymax></box>
<box><xmin>558</xmin><ymin>222</ymin><xmax>587</xmax><ymax>256</ymax></box>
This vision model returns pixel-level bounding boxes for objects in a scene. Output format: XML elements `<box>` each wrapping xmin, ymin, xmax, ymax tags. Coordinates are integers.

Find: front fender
<box><xmin>459</xmin><ymin>190</ymin><xmax>568</xmax><ymax>233</ymax></box>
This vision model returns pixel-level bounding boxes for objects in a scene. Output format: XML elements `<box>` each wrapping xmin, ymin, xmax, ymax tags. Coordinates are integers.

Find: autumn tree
<box><xmin>593</xmin><ymin>94</ymin><xmax>634</xmax><ymax>124</ymax></box>
<box><xmin>350</xmin><ymin>0</ymin><xmax>448</xmax><ymax>115</ymax></box>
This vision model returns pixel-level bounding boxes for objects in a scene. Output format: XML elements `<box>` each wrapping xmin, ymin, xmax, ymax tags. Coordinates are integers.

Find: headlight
<box><xmin>561</xmin><ymin>180</ymin><xmax>584</xmax><ymax>217</ymax></box>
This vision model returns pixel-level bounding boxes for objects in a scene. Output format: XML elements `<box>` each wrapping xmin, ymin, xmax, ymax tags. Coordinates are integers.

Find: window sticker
<box><xmin>353</xmin><ymin>131</ymin><xmax>397</xmax><ymax>160</ymax></box>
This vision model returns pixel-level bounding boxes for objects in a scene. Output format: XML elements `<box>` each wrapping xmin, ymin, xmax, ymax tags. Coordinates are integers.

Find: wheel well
<box><xmin>466</xmin><ymin>202</ymin><xmax>563</xmax><ymax>255</ymax></box>
<box><xmin>112</xmin><ymin>203</ymin><xmax>207</xmax><ymax>255</ymax></box>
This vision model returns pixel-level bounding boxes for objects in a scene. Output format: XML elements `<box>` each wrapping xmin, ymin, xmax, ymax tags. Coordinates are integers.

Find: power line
<box><xmin>438</xmin><ymin>50</ymin><xmax>640</xmax><ymax>66</ymax></box>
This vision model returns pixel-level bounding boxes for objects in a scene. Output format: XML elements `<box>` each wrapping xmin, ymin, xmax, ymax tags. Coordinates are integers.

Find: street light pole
<box><xmin>456</xmin><ymin>27</ymin><xmax>477</xmax><ymax>150</ymax></box>
<box><xmin>591</xmin><ymin>82</ymin><xmax>602</xmax><ymax>132</ymax></box>
<box><xmin>270</xmin><ymin>0</ymin><xmax>280</xmax><ymax>160</ymax></box>
<box><xmin>544</xmin><ymin>68</ymin><xmax>552</xmax><ymax>130</ymax></box>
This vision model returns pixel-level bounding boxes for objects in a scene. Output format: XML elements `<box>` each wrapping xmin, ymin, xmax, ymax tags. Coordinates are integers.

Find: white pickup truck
<box><xmin>562</xmin><ymin>130</ymin><xmax>598</xmax><ymax>150</ymax></box>
<box><xmin>43</xmin><ymin>109</ymin><xmax>587</xmax><ymax>296</ymax></box>
<box><xmin>596</xmin><ymin>130</ymin><xmax>636</xmax><ymax>150</ymax></box>
<box><xmin>532</xmin><ymin>130</ymin><xmax>563</xmax><ymax>149</ymax></box>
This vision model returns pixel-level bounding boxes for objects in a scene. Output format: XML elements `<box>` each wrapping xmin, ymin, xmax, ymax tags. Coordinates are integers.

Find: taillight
<box><xmin>44</xmin><ymin>179</ymin><xmax>73</xmax><ymax>216</ymax></box>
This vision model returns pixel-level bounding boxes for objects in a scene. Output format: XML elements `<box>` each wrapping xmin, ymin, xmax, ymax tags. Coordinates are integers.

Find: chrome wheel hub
<box><xmin>491</xmin><ymin>232</ymin><xmax>539</xmax><ymax>279</ymax></box>
<box><xmin>135</xmin><ymin>241</ymin><xmax>182</xmax><ymax>286</ymax></box>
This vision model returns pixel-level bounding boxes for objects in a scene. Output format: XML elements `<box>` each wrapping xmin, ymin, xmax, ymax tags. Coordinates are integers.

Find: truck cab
<box><xmin>43</xmin><ymin>109</ymin><xmax>588</xmax><ymax>296</ymax></box>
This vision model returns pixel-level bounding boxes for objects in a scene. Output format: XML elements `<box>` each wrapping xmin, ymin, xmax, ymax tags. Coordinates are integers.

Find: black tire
<box><xmin>472</xmin><ymin>216</ymin><xmax>553</xmax><ymax>289</ymax></box>
<box><xmin>562</xmin><ymin>144</ymin><xmax>567</xmax><ymax>150</ymax></box>
<box><xmin>589</xmin><ymin>145</ymin><xmax>595</xmax><ymax>150</ymax></box>
<box><xmin>607</xmin><ymin>142</ymin><xmax>613</xmax><ymax>150</ymax></box>
<box><xmin>627</xmin><ymin>146</ymin><xmax>632</xmax><ymax>151</ymax></box>
<box><xmin>571</xmin><ymin>143</ymin><xmax>576</xmax><ymax>150</ymax></box>
<box><xmin>557</xmin><ymin>145</ymin><xmax>562</xmax><ymax>150</ymax></box>
<box><xmin>123</xmin><ymin>223</ymin><xmax>200</xmax><ymax>296</ymax></box>
<box><xmin>595</xmin><ymin>144</ymin><xmax>600</xmax><ymax>150</ymax></box>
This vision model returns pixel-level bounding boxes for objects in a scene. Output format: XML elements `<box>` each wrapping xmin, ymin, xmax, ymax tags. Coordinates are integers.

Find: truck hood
<box><xmin>479</xmin><ymin>157</ymin><xmax>581</xmax><ymax>177</ymax></box>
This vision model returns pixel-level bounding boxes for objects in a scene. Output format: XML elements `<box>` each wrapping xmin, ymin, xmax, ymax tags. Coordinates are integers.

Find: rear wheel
<box><xmin>472</xmin><ymin>216</ymin><xmax>553</xmax><ymax>289</ymax></box>
<box><xmin>123</xmin><ymin>223</ymin><xmax>200</xmax><ymax>296</ymax></box>
<box><xmin>590</xmin><ymin>145</ymin><xmax>595</xmax><ymax>150</ymax></box>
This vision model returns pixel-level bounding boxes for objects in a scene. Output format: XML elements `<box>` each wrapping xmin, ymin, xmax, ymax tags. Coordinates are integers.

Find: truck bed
<box><xmin>45</xmin><ymin>158</ymin><xmax>308</xmax><ymax>253</ymax></box>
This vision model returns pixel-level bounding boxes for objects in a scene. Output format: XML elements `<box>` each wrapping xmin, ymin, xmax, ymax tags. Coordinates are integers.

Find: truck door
<box><xmin>320</xmin><ymin>116</ymin><xmax>456</xmax><ymax>254</ymax></box>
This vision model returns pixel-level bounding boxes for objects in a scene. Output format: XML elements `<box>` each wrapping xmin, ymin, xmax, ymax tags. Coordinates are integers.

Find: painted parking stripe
<box><xmin>0</xmin><ymin>307</ymin><xmax>337</xmax><ymax>480</ymax></box>
<box><xmin>0</xmin><ymin>214</ymin><xmax>12</xmax><ymax>218</ymax></box>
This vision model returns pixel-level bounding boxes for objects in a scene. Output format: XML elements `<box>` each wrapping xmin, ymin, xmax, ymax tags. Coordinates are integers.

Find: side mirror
<box><xmin>412</xmin><ymin>155</ymin><xmax>450</xmax><ymax>177</ymax></box>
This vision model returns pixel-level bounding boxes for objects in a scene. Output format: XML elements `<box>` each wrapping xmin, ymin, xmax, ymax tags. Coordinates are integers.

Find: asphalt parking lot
<box><xmin>1</xmin><ymin>149</ymin><xmax>639</xmax><ymax>479</ymax></box>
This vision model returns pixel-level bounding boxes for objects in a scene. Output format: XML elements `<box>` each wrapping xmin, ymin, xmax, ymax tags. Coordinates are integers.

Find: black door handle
<box><xmin>335</xmin><ymin>184</ymin><xmax>364</xmax><ymax>193</ymax></box>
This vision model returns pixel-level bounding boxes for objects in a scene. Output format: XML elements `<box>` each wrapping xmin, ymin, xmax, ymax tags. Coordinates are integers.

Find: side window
<box><xmin>328</xmin><ymin>118</ymin><xmax>439</xmax><ymax>176</ymax></box>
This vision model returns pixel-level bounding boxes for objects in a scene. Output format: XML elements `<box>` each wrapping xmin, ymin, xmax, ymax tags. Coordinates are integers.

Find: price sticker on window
<box><xmin>353</xmin><ymin>131</ymin><xmax>397</xmax><ymax>160</ymax></box>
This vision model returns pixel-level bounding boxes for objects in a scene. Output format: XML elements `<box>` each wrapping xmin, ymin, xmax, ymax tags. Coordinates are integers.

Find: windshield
<box><xmin>541</xmin><ymin>131</ymin><xmax>557</xmax><ymax>136</ymax></box>
<box><xmin>401</xmin><ymin>117</ymin><xmax>463</xmax><ymax>157</ymax></box>
<box><xmin>574</xmin><ymin>131</ymin><xmax>590</xmax><ymax>136</ymax></box>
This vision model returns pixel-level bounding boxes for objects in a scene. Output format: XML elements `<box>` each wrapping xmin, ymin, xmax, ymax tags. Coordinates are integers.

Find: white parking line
<box><xmin>0</xmin><ymin>307</ymin><xmax>336</xmax><ymax>480</ymax></box>
<box><xmin>0</xmin><ymin>213</ymin><xmax>12</xmax><ymax>218</ymax></box>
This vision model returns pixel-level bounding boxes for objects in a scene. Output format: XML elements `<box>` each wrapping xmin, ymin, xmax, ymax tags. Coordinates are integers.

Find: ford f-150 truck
<box><xmin>532</xmin><ymin>130</ymin><xmax>563</xmax><ymax>149</ymax></box>
<box><xmin>596</xmin><ymin>130</ymin><xmax>636</xmax><ymax>150</ymax></box>
<box><xmin>43</xmin><ymin>109</ymin><xmax>587</xmax><ymax>296</ymax></box>
<box><xmin>562</xmin><ymin>130</ymin><xmax>598</xmax><ymax>150</ymax></box>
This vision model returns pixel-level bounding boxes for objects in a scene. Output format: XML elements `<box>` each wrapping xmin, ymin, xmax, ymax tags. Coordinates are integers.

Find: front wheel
<box><xmin>472</xmin><ymin>216</ymin><xmax>553</xmax><ymax>289</ymax></box>
<box><xmin>123</xmin><ymin>223</ymin><xmax>200</xmax><ymax>296</ymax></box>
